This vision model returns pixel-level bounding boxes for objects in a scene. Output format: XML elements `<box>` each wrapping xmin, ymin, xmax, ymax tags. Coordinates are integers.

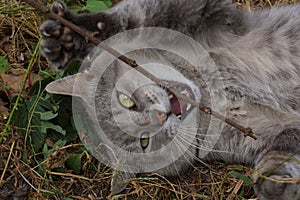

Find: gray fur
<box><xmin>40</xmin><ymin>1</ymin><xmax>300</xmax><ymax>199</ymax></box>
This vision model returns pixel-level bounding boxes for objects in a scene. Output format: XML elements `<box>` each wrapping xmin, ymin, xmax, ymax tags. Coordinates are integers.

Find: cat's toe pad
<box><xmin>40</xmin><ymin>38</ymin><xmax>61</xmax><ymax>58</ymax></box>
<box><xmin>39</xmin><ymin>20</ymin><xmax>75</xmax><ymax>67</ymax></box>
<box><xmin>39</xmin><ymin>20</ymin><xmax>63</xmax><ymax>38</ymax></box>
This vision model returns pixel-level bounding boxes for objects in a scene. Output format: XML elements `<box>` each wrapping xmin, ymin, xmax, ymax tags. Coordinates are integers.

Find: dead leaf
<box><xmin>0</xmin><ymin>99</ymin><xmax>9</xmax><ymax>120</ymax></box>
<box><xmin>0</xmin><ymin>68</ymin><xmax>41</xmax><ymax>99</ymax></box>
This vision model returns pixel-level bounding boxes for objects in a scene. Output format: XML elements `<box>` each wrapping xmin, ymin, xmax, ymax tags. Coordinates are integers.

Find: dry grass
<box><xmin>0</xmin><ymin>0</ymin><xmax>298</xmax><ymax>199</ymax></box>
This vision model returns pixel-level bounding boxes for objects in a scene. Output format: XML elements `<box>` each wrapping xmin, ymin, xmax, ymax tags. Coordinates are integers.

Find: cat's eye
<box><xmin>140</xmin><ymin>132</ymin><xmax>150</xmax><ymax>149</ymax></box>
<box><xmin>118</xmin><ymin>93</ymin><xmax>135</xmax><ymax>108</ymax></box>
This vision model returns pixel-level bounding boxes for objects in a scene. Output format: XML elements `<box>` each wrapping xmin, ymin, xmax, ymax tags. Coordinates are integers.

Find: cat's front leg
<box><xmin>254</xmin><ymin>128</ymin><xmax>300</xmax><ymax>200</ymax></box>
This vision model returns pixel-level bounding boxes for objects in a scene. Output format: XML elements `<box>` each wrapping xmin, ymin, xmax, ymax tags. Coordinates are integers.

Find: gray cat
<box><xmin>40</xmin><ymin>0</ymin><xmax>300</xmax><ymax>199</ymax></box>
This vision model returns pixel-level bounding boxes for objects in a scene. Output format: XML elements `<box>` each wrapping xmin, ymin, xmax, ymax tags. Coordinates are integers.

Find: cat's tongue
<box><xmin>170</xmin><ymin>97</ymin><xmax>186</xmax><ymax>115</ymax></box>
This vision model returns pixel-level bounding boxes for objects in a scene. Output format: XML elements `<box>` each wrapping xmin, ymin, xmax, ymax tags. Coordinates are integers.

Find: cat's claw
<box><xmin>97</xmin><ymin>22</ymin><xmax>105</xmax><ymax>31</ymax></box>
<box><xmin>50</xmin><ymin>1</ymin><xmax>68</xmax><ymax>17</ymax></box>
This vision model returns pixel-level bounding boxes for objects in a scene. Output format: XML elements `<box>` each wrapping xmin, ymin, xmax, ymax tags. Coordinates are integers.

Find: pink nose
<box><xmin>156</xmin><ymin>111</ymin><xmax>167</xmax><ymax>125</ymax></box>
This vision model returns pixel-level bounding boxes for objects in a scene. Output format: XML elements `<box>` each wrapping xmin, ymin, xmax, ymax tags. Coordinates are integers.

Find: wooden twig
<box><xmin>23</xmin><ymin>0</ymin><xmax>257</xmax><ymax>140</ymax></box>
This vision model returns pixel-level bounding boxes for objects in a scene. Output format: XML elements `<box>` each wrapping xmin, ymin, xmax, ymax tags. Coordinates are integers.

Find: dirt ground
<box><xmin>0</xmin><ymin>0</ymin><xmax>298</xmax><ymax>199</ymax></box>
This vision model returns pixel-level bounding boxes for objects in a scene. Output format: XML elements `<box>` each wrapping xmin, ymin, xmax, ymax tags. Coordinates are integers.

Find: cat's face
<box><xmin>93</xmin><ymin>50</ymin><xmax>203</xmax><ymax>173</ymax></box>
<box><xmin>45</xmin><ymin>48</ymin><xmax>215</xmax><ymax>193</ymax></box>
<box><xmin>46</xmin><ymin>48</ymin><xmax>204</xmax><ymax>165</ymax></box>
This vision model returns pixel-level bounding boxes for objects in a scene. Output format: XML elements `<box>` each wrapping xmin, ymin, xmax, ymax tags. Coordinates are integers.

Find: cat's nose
<box><xmin>155</xmin><ymin>111</ymin><xmax>168</xmax><ymax>125</ymax></box>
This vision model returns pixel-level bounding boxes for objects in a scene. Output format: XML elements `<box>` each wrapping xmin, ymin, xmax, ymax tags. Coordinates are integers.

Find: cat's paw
<box><xmin>39</xmin><ymin>1</ymin><xmax>91</xmax><ymax>70</ymax></box>
<box><xmin>253</xmin><ymin>152</ymin><xmax>300</xmax><ymax>200</ymax></box>
<box><xmin>40</xmin><ymin>20</ymin><xmax>75</xmax><ymax>70</ymax></box>
<box><xmin>254</xmin><ymin>175</ymin><xmax>300</xmax><ymax>200</ymax></box>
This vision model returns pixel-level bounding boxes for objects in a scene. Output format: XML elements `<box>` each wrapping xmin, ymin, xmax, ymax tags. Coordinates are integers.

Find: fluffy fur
<box><xmin>40</xmin><ymin>1</ymin><xmax>300</xmax><ymax>199</ymax></box>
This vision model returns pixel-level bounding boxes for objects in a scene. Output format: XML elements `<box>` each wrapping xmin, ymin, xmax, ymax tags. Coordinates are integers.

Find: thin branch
<box><xmin>23</xmin><ymin>0</ymin><xmax>257</xmax><ymax>140</ymax></box>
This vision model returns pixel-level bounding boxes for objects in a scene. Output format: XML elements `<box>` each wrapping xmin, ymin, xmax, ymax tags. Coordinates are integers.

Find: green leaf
<box><xmin>1</xmin><ymin>82</ymin><xmax>9</xmax><ymax>90</ymax></box>
<box><xmin>29</xmin><ymin>78</ymin><xmax>52</xmax><ymax>96</ymax></box>
<box><xmin>0</xmin><ymin>56</ymin><xmax>9</xmax><ymax>73</ymax></box>
<box><xmin>65</xmin><ymin>154</ymin><xmax>82</xmax><ymax>174</ymax></box>
<box><xmin>29</xmin><ymin>128</ymin><xmax>46</xmax><ymax>151</ymax></box>
<box><xmin>103</xmin><ymin>0</ymin><xmax>112</xmax><ymax>7</ymax></box>
<box><xmin>71</xmin><ymin>7</ymin><xmax>82</xmax><ymax>13</ymax></box>
<box><xmin>63</xmin><ymin>60</ymin><xmax>80</xmax><ymax>75</ymax></box>
<box><xmin>41</xmin><ymin>121</ymin><xmax>66</xmax><ymax>135</ymax></box>
<box><xmin>66</xmin><ymin>0</ymin><xmax>78</xmax><ymax>4</ymax></box>
<box><xmin>53</xmin><ymin>139</ymin><xmax>67</xmax><ymax>149</ymax></box>
<box><xmin>228</xmin><ymin>165</ymin><xmax>246</xmax><ymax>170</ymax></box>
<box><xmin>40</xmin><ymin>111</ymin><xmax>58</xmax><ymax>120</ymax></box>
<box><xmin>228</xmin><ymin>171</ymin><xmax>253</xmax><ymax>185</ymax></box>
<box><xmin>84</xmin><ymin>0</ymin><xmax>109</xmax><ymax>12</ymax></box>
<box><xmin>43</xmin><ymin>140</ymin><xmax>66</xmax><ymax>159</ymax></box>
<box><xmin>54</xmin><ymin>70</ymin><xmax>65</xmax><ymax>80</ymax></box>
<box><xmin>43</xmin><ymin>143</ymin><xmax>49</xmax><ymax>157</ymax></box>
<box><xmin>38</xmin><ymin>69</ymin><xmax>52</xmax><ymax>79</ymax></box>
<box><xmin>11</xmin><ymin>99</ymin><xmax>28</xmax><ymax>135</ymax></box>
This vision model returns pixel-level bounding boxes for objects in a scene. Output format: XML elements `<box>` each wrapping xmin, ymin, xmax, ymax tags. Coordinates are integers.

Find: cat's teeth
<box><xmin>180</xmin><ymin>89</ymin><xmax>190</xmax><ymax>97</ymax></box>
<box><xmin>168</xmin><ymin>94</ymin><xmax>174</xmax><ymax>100</ymax></box>
<box><xmin>177</xmin><ymin>115</ymin><xmax>182</xmax><ymax>119</ymax></box>
<box><xmin>186</xmin><ymin>103</ymin><xmax>192</xmax><ymax>111</ymax></box>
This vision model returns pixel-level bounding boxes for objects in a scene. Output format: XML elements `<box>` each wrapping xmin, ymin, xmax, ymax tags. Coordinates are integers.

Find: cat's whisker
<box><xmin>168</xmin><ymin>147</ymin><xmax>186</xmax><ymax>179</ymax></box>
<box><xmin>176</xmin><ymin>133</ymin><xmax>234</xmax><ymax>154</ymax></box>
<box><xmin>178</xmin><ymin>130</ymin><xmax>218</xmax><ymax>144</ymax></box>
<box><xmin>178</xmin><ymin>126</ymin><xmax>207</xmax><ymax>130</ymax></box>
<box><xmin>178</xmin><ymin>128</ymin><xmax>220</xmax><ymax>137</ymax></box>
<box><xmin>174</xmin><ymin>140</ymin><xmax>204</xmax><ymax>169</ymax></box>
<box><xmin>172</xmin><ymin>138</ymin><xmax>207</xmax><ymax>171</ymax></box>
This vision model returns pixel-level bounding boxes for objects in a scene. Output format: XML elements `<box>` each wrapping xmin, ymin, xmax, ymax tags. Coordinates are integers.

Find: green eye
<box><xmin>118</xmin><ymin>93</ymin><xmax>135</xmax><ymax>108</ymax></box>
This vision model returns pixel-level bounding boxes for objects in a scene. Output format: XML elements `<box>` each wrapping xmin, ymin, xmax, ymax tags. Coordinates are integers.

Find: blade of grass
<box><xmin>0</xmin><ymin>38</ymin><xmax>41</xmax><ymax>143</ymax></box>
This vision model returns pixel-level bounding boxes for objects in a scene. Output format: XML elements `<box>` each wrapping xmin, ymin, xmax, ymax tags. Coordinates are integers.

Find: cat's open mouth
<box><xmin>162</xmin><ymin>80</ymin><xmax>195</xmax><ymax>120</ymax></box>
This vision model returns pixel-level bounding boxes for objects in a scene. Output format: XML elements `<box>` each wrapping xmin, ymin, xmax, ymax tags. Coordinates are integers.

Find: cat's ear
<box><xmin>45</xmin><ymin>71</ymin><xmax>94</xmax><ymax>98</ymax></box>
<box><xmin>111</xmin><ymin>170</ymin><xmax>136</xmax><ymax>194</ymax></box>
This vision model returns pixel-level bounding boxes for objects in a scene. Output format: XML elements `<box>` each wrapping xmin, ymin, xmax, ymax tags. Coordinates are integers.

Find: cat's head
<box><xmin>45</xmin><ymin>28</ymin><xmax>225</xmax><ymax>194</ymax></box>
<box><xmin>46</xmin><ymin>49</ymin><xmax>206</xmax><ymax>192</ymax></box>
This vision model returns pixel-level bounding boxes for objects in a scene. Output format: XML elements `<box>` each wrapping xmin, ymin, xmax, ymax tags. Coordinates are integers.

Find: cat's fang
<box><xmin>186</xmin><ymin>104</ymin><xmax>192</xmax><ymax>111</ymax></box>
